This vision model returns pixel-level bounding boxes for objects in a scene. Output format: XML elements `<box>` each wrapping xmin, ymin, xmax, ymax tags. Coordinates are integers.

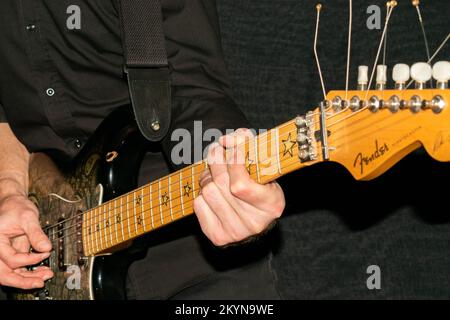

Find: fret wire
<box><xmin>158</xmin><ymin>180</ymin><xmax>164</xmax><ymax>225</ymax></box>
<box><xmin>108</xmin><ymin>202</ymin><xmax>113</xmax><ymax>246</ymax></box>
<box><xmin>133</xmin><ymin>191</ymin><xmax>138</xmax><ymax>235</ymax></box>
<box><xmin>150</xmin><ymin>183</ymin><xmax>155</xmax><ymax>229</ymax></box>
<box><xmin>120</xmin><ymin>197</ymin><xmax>125</xmax><ymax>241</ymax></box>
<box><xmin>275</xmin><ymin>128</ymin><xmax>282</xmax><ymax>174</ymax></box>
<box><xmin>191</xmin><ymin>165</ymin><xmax>196</xmax><ymax>198</ymax></box>
<box><xmin>100</xmin><ymin>206</ymin><xmax>104</xmax><ymax>250</ymax></box>
<box><xmin>103</xmin><ymin>205</ymin><xmax>108</xmax><ymax>248</ymax></box>
<box><xmin>114</xmin><ymin>199</ymin><xmax>119</xmax><ymax>244</ymax></box>
<box><xmin>82</xmin><ymin>211</ymin><xmax>87</xmax><ymax>255</ymax></box>
<box><xmin>254</xmin><ymin>135</ymin><xmax>260</xmax><ymax>182</ymax></box>
<box><xmin>141</xmin><ymin>187</ymin><xmax>147</xmax><ymax>232</ymax></box>
<box><xmin>179</xmin><ymin>171</ymin><xmax>185</xmax><ymax>216</ymax></box>
<box><xmin>94</xmin><ymin>208</ymin><xmax>99</xmax><ymax>253</ymax></box>
<box><xmin>126</xmin><ymin>194</ymin><xmax>131</xmax><ymax>238</ymax></box>
<box><xmin>90</xmin><ymin>210</ymin><xmax>95</xmax><ymax>255</ymax></box>
<box><xmin>86</xmin><ymin>210</ymin><xmax>92</xmax><ymax>256</ymax></box>
<box><xmin>168</xmin><ymin>176</ymin><xmax>174</xmax><ymax>221</ymax></box>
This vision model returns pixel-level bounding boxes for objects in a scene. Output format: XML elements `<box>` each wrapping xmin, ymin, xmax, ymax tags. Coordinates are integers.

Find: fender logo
<box><xmin>353</xmin><ymin>140</ymin><xmax>389</xmax><ymax>175</ymax></box>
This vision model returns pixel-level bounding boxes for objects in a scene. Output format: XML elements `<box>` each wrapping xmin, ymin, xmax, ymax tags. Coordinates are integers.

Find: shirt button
<box><xmin>26</xmin><ymin>24</ymin><xmax>36</xmax><ymax>31</ymax></box>
<box><xmin>74</xmin><ymin>139</ymin><xmax>82</xmax><ymax>149</ymax></box>
<box><xmin>46</xmin><ymin>88</ymin><xmax>55</xmax><ymax>96</ymax></box>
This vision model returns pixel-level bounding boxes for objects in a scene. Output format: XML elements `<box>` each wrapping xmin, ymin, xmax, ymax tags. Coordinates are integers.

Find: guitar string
<box><xmin>41</xmin><ymin>99</ymin><xmax>383</xmax><ymax>234</ymax></box>
<box><xmin>44</xmin><ymin>127</ymin><xmax>301</xmax><ymax>238</ymax></box>
<box><xmin>41</xmin><ymin>119</ymin><xmax>303</xmax><ymax>233</ymax></box>
<box><xmin>44</xmin><ymin>98</ymin><xmax>440</xmax><ymax>238</ymax></box>
<box><xmin>47</xmin><ymin>104</ymin><xmax>388</xmax><ymax>245</ymax></box>
<box><xmin>44</xmin><ymin>73</ymin><xmax>432</xmax><ymax>234</ymax></box>
<box><xmin>47</xmin><ymin>156</ymin><xmax>310</xmax><ymax>252</ymax></box>
<box><xmin>364</xmin><ymin>3</ymin><xmax>395</xmax><ymax>101</ymax></box>
<box><xmin>47</xmin><ymin>96</ymin><xmax>445</xmax><ymax>253</ymax></box>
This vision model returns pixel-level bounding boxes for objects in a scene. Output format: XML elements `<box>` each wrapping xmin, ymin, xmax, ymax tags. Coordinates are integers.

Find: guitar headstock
<box><xmin>309</xmin><ymin>87</ymin><xmax>450</xmax><ymax>181</ymax></box>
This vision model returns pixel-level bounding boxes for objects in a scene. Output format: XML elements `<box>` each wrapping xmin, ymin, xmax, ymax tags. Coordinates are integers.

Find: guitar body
<box><xmin>9</xmin><ymin>106</ymin><xmax>148</xmax><ymax>300</ymax></box>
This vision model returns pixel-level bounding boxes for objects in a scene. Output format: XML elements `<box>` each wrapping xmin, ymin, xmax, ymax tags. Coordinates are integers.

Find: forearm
<box><xmin>0</xmin><ymin>123</ymin><xmax>30</xmax><ymax>198</ymax></box>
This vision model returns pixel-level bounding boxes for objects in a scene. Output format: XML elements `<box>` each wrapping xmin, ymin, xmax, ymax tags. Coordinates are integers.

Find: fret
<box><xmin>149</xmin><ymin>183</ymin><xmax>155</xmax><ymax>229</ymax></box>
<box><xmin>133</xmin><ymin>191</ymin><xmax>139</xmax><ymax>235</ymax></box>
<box><xmin>108</xmin><ymin>201</ymin><xmax>114</xmax><ymax>246</ymax></box>
<box><xmin>103</xmin><ymin>205</ymin><xmax>108</xmax><ymax>248</ymax></box>
<box><xmin>113</xmin><ymin>199</ymin><xmax>118</xmax><ymax>243</ymax></box>
<box><xmin>84</xmin><ymin>211</ymin><xmax>93</xmax><ymax>256</ymax></box>
<box><xmin>179</xmin><ymin>170</ymin><xmax>185</xmax><ymax>216</ymax></box>
<box><xmin>168</xmin><ymin>175</ymin><xmax>174</xmax><ymax>221</ymax></box>
<box><xmin>254</xmin><ymin>136</ymin><xmax>260</xmax><ymax>182</ymax></box>
<box><xmin>120</xmin><ymin>196</ymin><xmax>126</xmax><ymax>241</ymax></box>
<box><xmin>158</xmin><ymin>180</ymin><xmax>164</xmax><ymax>225</ymax></box>
<box><xmin>94</xmin><ymin>208</ymin><xmax>99</xmax><ymax>253</ymax></box>
<box><xmin>126</xmin><ymin>194</ymin><xmax>132</xmax><ymax>238</ymax></box>
<box><xmin>141</xmin><ymin>187</ymin><xmax>147</xmax><ymax>232</ymax></box>
<box><xmin>89</xmin><ymin>210</ymin><xmax>95</xmax><ymax>255</ymax></box>
<box><xmin>82</xmin><ymin>212</ymin><xmax>88</xmax><ymax>255</ymax></box>
<box><xmin>142</xmin><ymin>185</ymin><xmax>152</xmax><ymax>230</ymax></box>
<box><xmin>275</xmin><ymin>128</ymin><xmax>282</xmax><ymax>174</ymax></box>
<box><xmin>191</xmin><ymin>165</ymin><xmax>196</xmax><ymax>198</ymax></box>
<box><xmin>159</xmin><ymin>177</ymin><xmax>171</xmax><ymax>225</ymax></box>
<box><xmin>99</xmin><ymin>207</ymin><xmax>104</xmax><ymax>250</ymax></box>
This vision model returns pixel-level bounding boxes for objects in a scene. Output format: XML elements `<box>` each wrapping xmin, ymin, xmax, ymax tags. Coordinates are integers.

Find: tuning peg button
<box><xmin>432</xmin><ymin>61</ymin><xmax>450</xmax><ymax>89</ymax></box>
<box><xmin>392</xmin><ymin>64</ymin><xmax>410</xmax><ymax>89</ymax></box>
<box><xmin>411</xmin><ymin>62</ymin><xmax>432</xmax><ymax>89</ymax></box>
<box><xmin>358</xmin><ymin>66</ymin><xmax>368</xmax><ymax>90</ymax></box>
<box><xmin>376</xmin><ymin>65</ymin><xmax>387</xmax><ymax>90</ymax></box>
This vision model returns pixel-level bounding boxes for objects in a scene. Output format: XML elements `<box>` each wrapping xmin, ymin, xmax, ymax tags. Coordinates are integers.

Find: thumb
<box><xmin>23</xmin><ymin>218</ymin><xmax>52</xmax><ymax>253</ymax></box>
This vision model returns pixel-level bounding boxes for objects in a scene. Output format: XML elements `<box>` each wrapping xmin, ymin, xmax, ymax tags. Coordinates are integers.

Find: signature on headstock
<box><xmin>353</xmin><ymin>140</ymin><xmax>390</xmax><ymax>175</ymax></box>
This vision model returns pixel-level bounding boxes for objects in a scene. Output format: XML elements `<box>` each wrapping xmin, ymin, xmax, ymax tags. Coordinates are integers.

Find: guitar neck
<box><xmin>82</xmin><ymin>117</ymin><xmax>320</xmax><ymax>256</ymax></box>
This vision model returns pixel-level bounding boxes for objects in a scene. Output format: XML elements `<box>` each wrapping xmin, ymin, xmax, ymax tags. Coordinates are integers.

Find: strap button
<box><xmin>151</xmin><ymin>121</ymin><xmax>161</xmax><ymax>131</ymax></box>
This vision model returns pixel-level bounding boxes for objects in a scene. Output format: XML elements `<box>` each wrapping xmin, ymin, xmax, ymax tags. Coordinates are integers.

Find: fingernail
<box><xmin>43</xmin><ymin>274</ymin><xmax>53</xmax><ymax>281</ymax></box>
<box><xmin>38</xmin><ymin>240</ymin><xmax>51</xmax><ymax>250</ymax></box>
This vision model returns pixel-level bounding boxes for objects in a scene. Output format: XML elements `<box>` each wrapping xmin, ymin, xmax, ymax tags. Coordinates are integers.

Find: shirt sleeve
<box><xmin>0</xmin><ymin>103</ymin><xmax>7</xmax><ymax>123</ymax></box>
<box><xmin>160</xmin><ymin>0</ymin><xmax>251</xmax><ymax>169</ymax></box>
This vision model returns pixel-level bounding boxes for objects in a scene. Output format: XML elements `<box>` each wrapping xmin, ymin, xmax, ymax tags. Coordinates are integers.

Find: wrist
<box><xmin>0</xmin><ymin>176</ymin><xmax>27</xmax><ymax>199</ymax></box>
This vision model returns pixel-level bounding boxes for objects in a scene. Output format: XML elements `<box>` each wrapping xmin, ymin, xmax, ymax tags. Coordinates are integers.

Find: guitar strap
<box><xmin>118</xmin><ymin>0</ymin><xmax>171</xmax><ymax>142</ymax></box>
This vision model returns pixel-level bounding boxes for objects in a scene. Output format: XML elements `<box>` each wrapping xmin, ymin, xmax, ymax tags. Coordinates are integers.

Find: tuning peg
<box><xmin>432</xmin><ymin>61</ymin><xmax>450</xmax><ymax>89</ymax></box>
<box><xmin>411</xmin><ymin>62</ymin><xmax>432</xmax><ymax>89</ymax></box>
<box><xmin>376</xmin><ymin>65</ymin><xmax>387</xmax><ymax>90</ymax></box>
<box><xmin>358</xmin><ymin>65</ymin><xmax>368</xmax><ymax>90</ymax></box>
<box><xmin>392</xmin><ymin>64</ymin><xmax>410</xmax><ymax>89</ymax></box>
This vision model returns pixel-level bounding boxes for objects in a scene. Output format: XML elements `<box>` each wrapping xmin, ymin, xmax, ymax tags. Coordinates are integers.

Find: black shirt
<box><xmin>0</xmin><ymin>0</ymin><xmax>249</xmax><ymax>163</ymax></box>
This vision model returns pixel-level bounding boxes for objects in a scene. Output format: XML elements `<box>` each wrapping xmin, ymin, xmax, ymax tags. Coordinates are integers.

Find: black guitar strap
<box><xmin>119</xmin><ymin>0</ymin><xmax>171</xmax><ymax>142</ymax></box>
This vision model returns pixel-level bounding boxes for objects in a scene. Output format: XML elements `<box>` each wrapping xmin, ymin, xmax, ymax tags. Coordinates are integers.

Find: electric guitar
<box><xmin>6</xmin><ymin>82</ymin><xmax>449</xmax><ymax>300</ymax></box>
